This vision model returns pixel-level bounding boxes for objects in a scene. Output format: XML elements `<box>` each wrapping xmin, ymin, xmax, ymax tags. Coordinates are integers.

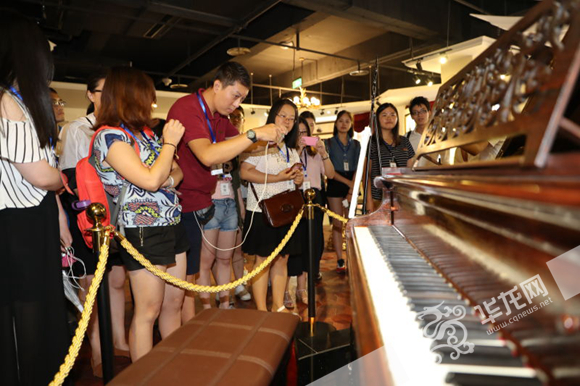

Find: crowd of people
<box><xmin>1</xmin><ymin>10</ymin><xmax>433</xmax><ymax>385</ymax></box>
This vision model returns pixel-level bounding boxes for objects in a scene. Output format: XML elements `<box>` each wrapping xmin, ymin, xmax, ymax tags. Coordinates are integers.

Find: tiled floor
<box><xmin>67</xmin><ymin>227</ymin><xmax>352</xmax><ymax>385</ymax></box>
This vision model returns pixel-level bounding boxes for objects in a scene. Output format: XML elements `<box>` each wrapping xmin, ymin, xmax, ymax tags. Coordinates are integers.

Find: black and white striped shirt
<box><xmin>369</xmin><ymin>136</ymin><xmax>415</xmax><ymax>200</ymax></box>
<box><xmin>0</xmin><ymin>91</ymin><xmax>57</xmax><ymax>209</ymax></box>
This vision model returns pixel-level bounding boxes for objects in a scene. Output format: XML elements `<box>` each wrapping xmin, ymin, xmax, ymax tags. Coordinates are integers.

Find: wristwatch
<box><xmin>246</xmin><ymin>129</ymin><xmax>258</xmax><ymax>143</ymax></box>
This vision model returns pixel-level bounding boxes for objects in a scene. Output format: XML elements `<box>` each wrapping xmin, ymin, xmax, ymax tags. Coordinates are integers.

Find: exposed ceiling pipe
<box><xmin>231</xmin><ymin>33</ymin><xmax>359</xmax><ymax>63</ymax></box>
<box><xmin>21</xmin><ymin>0</ymin><xmax>222</xmax><ymax>36</ymax></box>
<box><xmin>162</xmin><ymin>0</ymin><xmax>282</xmax><ymax>81</ymax></box>
<box><xmin>452</xmin><ymin>0</ymin><xmax>490</xmax><ymax>15</ymax></box>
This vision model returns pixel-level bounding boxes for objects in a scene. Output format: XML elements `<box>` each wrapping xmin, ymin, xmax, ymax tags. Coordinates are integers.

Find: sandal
<box><xmin>276</xmin><ymin>305</ymin><xmax>299</xmax><ymax>316</ymax></box>
<box><xmin>296</xmin><ymin>289</ymin><xmax>308</xmax><ymax>305</ymax></box>
<box><xmin>283</xmin><ymin>291</ymin><xmax>294</xmax><ymax>309</ymax></box>
<box><xmin>91</xmin><ymin>358</ymin><xmax>103</xmax><ymax>378</ymax></box>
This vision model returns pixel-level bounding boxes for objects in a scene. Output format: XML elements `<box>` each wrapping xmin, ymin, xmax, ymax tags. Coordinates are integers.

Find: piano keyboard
<box><xmin>352</xmin><ymin>225</ymin><xmax>543</xmax><ymax>386</ymax></box>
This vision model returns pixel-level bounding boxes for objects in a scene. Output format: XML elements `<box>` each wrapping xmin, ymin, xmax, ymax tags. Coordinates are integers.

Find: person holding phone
<box><xmin>284</xmin><ymin>117</ymin><xmax>335</xmax><ymax>308</ymax></box>
<box><xmin>325</xmin><ymin>111</ymin><xmax>360</xmax><ymax>272</ymax></box>
<box><xmin>240</xmin><ymin>99</ymin><xmax>303</xmax><ymax>312</ymax></box>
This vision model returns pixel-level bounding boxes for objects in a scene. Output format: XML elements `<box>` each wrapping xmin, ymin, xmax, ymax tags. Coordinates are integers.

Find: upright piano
<box><xmin>347</xmin><ymin>1</ymin><xmax>580</xmax><ymax>385</ymax></box>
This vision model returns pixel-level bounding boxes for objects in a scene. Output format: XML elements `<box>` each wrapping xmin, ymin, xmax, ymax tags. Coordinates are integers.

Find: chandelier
<box><xmin>292</xmin><ymin>87</ymin><xmax>321</xmax><ymax>109</ymax></box>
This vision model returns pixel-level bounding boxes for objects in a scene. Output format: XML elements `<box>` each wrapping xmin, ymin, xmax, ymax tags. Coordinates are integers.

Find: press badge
<box><xmin>220</xmin><ymin>182</ymin><xmax>231</xmax><ymax>196</ymax></box>
<box><xmin>211</xmin><ymin>163</ymin><xmax>224</xmax><ymax>176</ymax></box>
<box><xmin>343</xmin><ymin>161</ymin><xmax>349</xmax><ymax>171</ymax></box>
<box><xmin>303</xmin><ymin>181</ymin><xmax>311</xmax><ymax>191</ymax></box>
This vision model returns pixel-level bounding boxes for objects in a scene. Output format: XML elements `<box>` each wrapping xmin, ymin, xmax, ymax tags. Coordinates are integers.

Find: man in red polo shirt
<box><xmin>167</xmin><ymin>62</ymin><xmax>285</xmax><ymax>321</ymax></box>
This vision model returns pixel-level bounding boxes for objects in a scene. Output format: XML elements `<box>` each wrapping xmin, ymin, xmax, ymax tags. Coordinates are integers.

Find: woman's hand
<box><xmin>162</xmin><ymin>119</ymin><xmax>185</xmax><ymax>146</ymax></box>
<box><xmin>297</xmin><ymin>137</ymin><xmax>306</xmax><ymax>153</ymax></box>
<box><xmin>293</xmin><ymin>170</ymin><xmax>304</xmax><ymax>186</ymax></box>
<box><xmin>275</xmin><ymin>167</ymin><xmax>296</xmax><ymax>182</ymax></box>
<box><xmin>315</xmin><ymin>139</ymin><xmax>328</xmax><ymax>157</ymax></box>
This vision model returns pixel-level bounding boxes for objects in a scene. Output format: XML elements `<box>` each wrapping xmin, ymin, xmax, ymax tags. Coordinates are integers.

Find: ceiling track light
<box><xmin>349</xmin><ymin>61</ymin><xmax>369</xmax><ymax>77</ymax></box>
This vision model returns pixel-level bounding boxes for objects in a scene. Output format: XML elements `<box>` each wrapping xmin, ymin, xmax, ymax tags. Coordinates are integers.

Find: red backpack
<box><xmin>76</xmin><ymin>126</ymin><xmax>151</xmax><ymax>248</ymax></box>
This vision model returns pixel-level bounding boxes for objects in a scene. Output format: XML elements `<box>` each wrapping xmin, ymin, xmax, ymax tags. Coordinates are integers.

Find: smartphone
<box><xmin>291</xmin><ymin>162</ymin><xmax>304</xmax><ymax>171</ymax></box>
<box><xmin>303</xmin><ymin>136</ymin><xmax>319</xmax><ymax>147</ymax></box>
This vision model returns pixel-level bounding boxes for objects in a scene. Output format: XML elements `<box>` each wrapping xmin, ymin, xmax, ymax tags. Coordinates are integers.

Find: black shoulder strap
<box><xmin>406</xmin><ymin>131</ymin><xmax>412</xmax><ymax>139</ymax></box>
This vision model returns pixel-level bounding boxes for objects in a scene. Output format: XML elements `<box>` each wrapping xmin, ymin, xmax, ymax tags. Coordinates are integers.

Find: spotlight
<box><xmin>251</xmin><ymin>109</ymin><xmax>255</xmax><ymax>115</ymax></box>
<box><xmin>416</xmin><ymin>61</ymin><xmax>423</xmax><ymax>71</ymax></box>
<box><xmin>414</xmin><ymin>76</ymin><xmax>421</xmax><ymax>85</ymax></box>
<box><xmin>427</xmin><ymin>79</ymin><xmax>434</xmax><ymax>87</ymax></box>
<box><xmin>439</xmin><ymin>54</ymin><xmax>448</xmax><ymax>64</ymax></box>
<box><xmin>320</xmin><ymin>109</ymin><xmax>325</xmax><ymax>116</ymax></box>
<box><xmin>161</xmin><ymin>77</ymin><xmax>172</xmax><ymax>87</ymax></box>
<box><xmin>334</xmin><ymin>108</ymin><xmax>338</xmax><ymax>114</ymax></box>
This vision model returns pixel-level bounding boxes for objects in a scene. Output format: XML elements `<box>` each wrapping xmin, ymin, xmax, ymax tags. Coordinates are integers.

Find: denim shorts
<box><xmin>203</xmin><ymin>198</ymin><xmax>238</xmax><ymax>232</ymax></box>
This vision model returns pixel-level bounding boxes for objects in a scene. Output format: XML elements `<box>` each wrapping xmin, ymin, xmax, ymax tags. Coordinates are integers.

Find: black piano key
<box><xmin>445</xmin><ymin>372</ymin><xmax>543</xmax><ymax>386</ymax></box>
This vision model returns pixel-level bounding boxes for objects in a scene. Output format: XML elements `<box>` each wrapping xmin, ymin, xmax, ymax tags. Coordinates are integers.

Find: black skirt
<box><xmin>326</xmin><ymin>171</ymin><xmax>355</xmax><ymax>198</ymax></box>
<box><xmin>0</xmin><ymin>192</ymin><xmax>70</xmax><ymax>385</ymax></box>
<box><xmin>242</xmin><ymin>210</ymin><xmax>301</xmax><ymax>257</ymax></box>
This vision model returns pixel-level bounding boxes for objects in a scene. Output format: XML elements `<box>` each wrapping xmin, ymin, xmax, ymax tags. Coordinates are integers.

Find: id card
<box><xmin>211</xmin><ymin>163</ymin><xmax>223</xmax><ymax>176</ymax></box>
<box><xmin>302</xmin><ymin>181</ymin><xmax>311</xmax><ymax>191</ymax></box>
<box><xmin>343</xmin><ymin>161</ymin><xmax>349</xmax><ymax>171</ymax></box>
<box><xmin>389</xmin><ymin>161</ymin><xmax>397</xmax><ymax>167</ymax></box>
<box><xmin>220</xmin><ymin>182</ymin><xmax>231</xmax><ymax>196</ymax></box>
<box><xmin>287</xmin><ymin>180</ymin><xmax>294</xmax><ymax>190</ymax></box>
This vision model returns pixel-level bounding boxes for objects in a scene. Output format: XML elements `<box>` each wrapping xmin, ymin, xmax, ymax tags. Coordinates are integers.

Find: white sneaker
<box><xmin>235</xmin><ymin>284</ymin><xmax>252</xmax><ymax>301</ymax></box>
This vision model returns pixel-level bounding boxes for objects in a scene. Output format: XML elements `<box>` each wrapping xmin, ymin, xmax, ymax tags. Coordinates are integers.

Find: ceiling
<box><xmin>13</xmin><ymin>0</ymin><xmax>540</xmax><ymax>105</ymax></box>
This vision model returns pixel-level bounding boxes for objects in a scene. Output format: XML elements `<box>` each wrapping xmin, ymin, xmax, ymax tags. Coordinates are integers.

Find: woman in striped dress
<box><xmin>0</xmin><ymin>10</ymin><xmax>71</xmax><ymax>385</ymax></box>
<box><xmin>367</xmin><ymin>103</ymin><xmax>415</xmax><ymax>211</ymax></box>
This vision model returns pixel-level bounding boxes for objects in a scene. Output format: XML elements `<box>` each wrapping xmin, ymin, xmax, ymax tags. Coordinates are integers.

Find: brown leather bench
<box><xmin>109</xmin><ymin>309</ymin><xmax>300</xmax><ymax>386</ymax></box>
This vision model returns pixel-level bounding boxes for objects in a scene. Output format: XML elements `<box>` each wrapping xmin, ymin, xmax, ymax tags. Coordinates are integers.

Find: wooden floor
<box><xmin>68</xmin><ymin>228</ymin><xmax>352</xmax><ymax>385</ymax></box>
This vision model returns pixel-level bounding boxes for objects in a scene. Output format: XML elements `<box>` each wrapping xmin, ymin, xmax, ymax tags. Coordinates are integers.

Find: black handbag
<box><xmin>250</xmin><ymin>183</ymin><xmax>304</xmax><ymax>227</ymax></box>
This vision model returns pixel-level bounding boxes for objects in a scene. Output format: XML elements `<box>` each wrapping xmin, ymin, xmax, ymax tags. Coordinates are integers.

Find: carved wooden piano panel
<box><xmin>347</xmin><ymin>1</ymin><xmax>580</xmax><ymax>385</ymax></box>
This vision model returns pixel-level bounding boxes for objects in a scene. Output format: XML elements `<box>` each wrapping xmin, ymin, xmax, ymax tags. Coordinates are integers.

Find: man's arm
<box><xmin>189</xmin><ymin>123</ymin><xmax>286</xmax><ymax>167</ymax></box>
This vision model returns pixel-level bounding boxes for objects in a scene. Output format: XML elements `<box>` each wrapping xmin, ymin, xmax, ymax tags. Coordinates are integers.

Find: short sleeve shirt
<box><xmin>326</xmin><ymin>136</ymin><xmax>361</xmax><ymax>173</ymax></box>
<box><xmin>0</xmin><ymin>90</ymin><xmax>56</xmax><ymax>209</ymax></box>
<box><xmin>300</xmin><ymin>149</ymin><xmax>326</xmax><ymax>191</ymax></box>
<box><xmin>244</xmin><ymin>144</ymin><xmax>300</xmax><ymax>213</ymax></box>
<box><xmin>167</xmin><ymin>89</ymin><xmax>238</xmax><ymax>212</ymax></box>
<box><xmin>93</xmin><ymin>127</ymin><xmax>181</xmax><ymax>228</ymax></box>
<box><xmin>59</xmin><ymin>113</ymin><xmax>96</xmax><ymax>170</ymax></box>
<box><xmin>369</xmin><ymin>136</ymin><xmax>415</xmax><ymax>199</ymax></box>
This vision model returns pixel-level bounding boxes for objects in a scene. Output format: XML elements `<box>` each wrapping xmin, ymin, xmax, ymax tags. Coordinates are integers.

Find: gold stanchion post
<box><xmin>86</xmin><ymin>203</ymin><xmax>115</xmax><ymax>383</ymax></box>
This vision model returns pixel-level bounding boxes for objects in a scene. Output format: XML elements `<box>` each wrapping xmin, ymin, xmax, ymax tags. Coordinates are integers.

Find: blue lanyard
<box><xmin>301</xmin><ymin>149</ymin><xmax>308</xmax><ymax>177</ymax></box>
<box><xmin>334</xmin><ymin>136</ymin><xmax>351</xmax><ymax>157</ymax></box>
<box><xmin>142</xmin><ymin>132</ymin><xmax>160</xmax><ymax>156</ymax></box>
<box><xmin>381</xmin><ymin>139</ymin><xmax>396</xmax><ymax>162</ymax></box>
<box><xmin>277</xmin><ymin>144</ymin><xmax>289</xmax><ymax>163</ymax></box>
<box><xmin>120</xmin><ymin>124</ymin><xmax>159</xmax><ymax>157</ymax></box>
<box><xmin>197</xmin><ymin>92</ymin><xmax>216</xmax><ymax>143</ymax></box>
<box><xmin>9</xmin><ymin>86</ymin><xmax>23</xmax><ymax>101</ymax></box>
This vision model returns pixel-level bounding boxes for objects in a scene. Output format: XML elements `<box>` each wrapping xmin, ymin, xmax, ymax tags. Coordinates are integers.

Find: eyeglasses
<box><xmin>52</xmin><ymin>99</ymin><xmax>66</xmax><ymax>107</ymax></box>
<box><xmin>277</xmin><ymin>114</ymin><xmax>296</xmax><ymax>123</ymax></box>
<box><xmin>411</xmin><ymin>109</ymin><xmax>428</xmax><ymax>116</ymax></box>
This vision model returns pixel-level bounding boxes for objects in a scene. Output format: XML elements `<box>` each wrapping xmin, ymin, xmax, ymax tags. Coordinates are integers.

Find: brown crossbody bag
<box><xmin>249</xmin><ymin>183</ymin><xmax>304</xmax><ymax>228</ymax></box>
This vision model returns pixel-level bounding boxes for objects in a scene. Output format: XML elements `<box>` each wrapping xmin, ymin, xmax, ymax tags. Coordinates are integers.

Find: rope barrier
<box><xmin>118</xmin><ymin>208</ymin><xmax>305</xmax><ymax>293</ymax></box>
<box><xmin>314</xmin><ymin>203</ymin><xmax>349</xmax><ymax>224</ymax></box>
<box><xmin>49</xmin><ymin>203</ymin><xmax>349</xmax><ymax>384</ymax></box>
<box><xmin>50</xmin><ymin>230</ymin><xmax>112</xmax><ymax>386</ymax></box>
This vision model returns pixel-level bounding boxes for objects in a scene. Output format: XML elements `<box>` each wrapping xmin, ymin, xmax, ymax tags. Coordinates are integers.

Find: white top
<box><xmin>59</xmin><ymin>113</ymin><xmax>96</xmax><ymax>170</ymax></box>
<box><xmin>244</xmin><ymin>143</ymin><xmax>300</xmax><ymax>213</ymax></box>
<box><xmin>0</xmin><ymin>91</ymin><xmax>57</xmax><ymax>210</ymax></box>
